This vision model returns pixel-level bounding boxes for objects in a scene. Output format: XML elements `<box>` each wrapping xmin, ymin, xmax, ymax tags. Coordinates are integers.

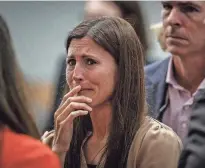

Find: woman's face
<box><xmin>66</xmin><ymin>37</ymin><xmax>117</xmax><ymax>107</ymax></box>
<box><xmin>84</xmin><ymin>1</ymin><xmax>122</xmax><ymax>19</ymax></box>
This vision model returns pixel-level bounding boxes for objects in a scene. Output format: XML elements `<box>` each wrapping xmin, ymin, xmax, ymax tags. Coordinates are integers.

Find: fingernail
<box><xmin>88</xmin><ymin>98</ymin><xmax>92</xmax><ymax>102</ymax></box>
<box><xmin>43</xmin><ymin>131</ymin><xmax>48</xmax><ymax>136</ymax></box>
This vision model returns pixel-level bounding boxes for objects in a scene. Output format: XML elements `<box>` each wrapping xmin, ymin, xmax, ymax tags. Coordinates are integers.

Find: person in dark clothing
<box><xmin>178</xmin><ymin>90</ymin><xmax>205</xmax><ymax>168</ymax></box>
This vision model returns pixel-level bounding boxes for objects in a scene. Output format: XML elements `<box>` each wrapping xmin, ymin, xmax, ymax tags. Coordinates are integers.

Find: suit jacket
<box><xmin>178</xmin><ymin>90</ymin><xmax>205</xmax><ymax>168</ymax></box>
<box><xmin>145</xmin><ymin>57</ymin><xmax>170</xmax><ymax>120</ymax></box>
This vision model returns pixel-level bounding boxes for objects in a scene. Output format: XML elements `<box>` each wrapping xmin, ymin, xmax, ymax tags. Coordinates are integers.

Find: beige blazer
<box><xmin>42</xmin><ymin>117</ymin><xmax>182</xmax><ymax>168</ymax></box>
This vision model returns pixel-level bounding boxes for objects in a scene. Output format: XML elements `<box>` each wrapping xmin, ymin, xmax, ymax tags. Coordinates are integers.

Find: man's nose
<box><xmin>165</xmin><ymin>8</ymin><xmax>183</xmax><ymax>28</ymax></box>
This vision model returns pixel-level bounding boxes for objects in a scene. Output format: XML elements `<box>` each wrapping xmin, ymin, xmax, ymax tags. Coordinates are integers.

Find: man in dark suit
<box><xmin>145</xmin><ymin>1</ymin><xmax>205</xmax><ymax>167</ymax></box>
<box><xmin>178</xmin><ymin>90</ymin><xmax>205</xmax><ymax>168</ymax></box>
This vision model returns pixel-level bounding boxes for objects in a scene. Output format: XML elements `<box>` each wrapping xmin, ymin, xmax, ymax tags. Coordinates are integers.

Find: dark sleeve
<box><xmin>178</xmin><ymin>90</ymin><xmax>205</xmax><ymax>168</ymax></box>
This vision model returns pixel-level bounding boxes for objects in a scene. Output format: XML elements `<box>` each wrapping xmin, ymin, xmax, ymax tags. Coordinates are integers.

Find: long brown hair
<box><xmin>46</xmin><ymin>1</ymin><xmax>148</xmax><ymax>131</ymax></box>
<box><xmin>0</xmin><ymin>15</ymin><xmax>40</xmax><ymax>139</ymax></box>
<box><xmin>65</xmin><ymin>17</ymin><xmax>146</xmax><ymax>168</ymax></box>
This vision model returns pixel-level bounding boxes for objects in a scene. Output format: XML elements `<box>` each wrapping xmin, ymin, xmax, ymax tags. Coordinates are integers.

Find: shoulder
<box><xmin>130</xmin><ymin>117</ymin><xmax>182</xmax><ymax>151</ymax></box>
<box><xmin>128</xmin><ymin>117</ymin><xmax>182</xmax><ymax>168</ymax></box>
<box><xmin>141</xmin><ymin>117</ymin><xmax>182</xmax><ymax>146</ymax></box>
<box><xmin>144</xmin><ymin>57</ymin><xmax>170</xmax><ymax>82</ymax></box>
<box><xmin>133</xmin><ymin>117</ymin><xmax>182</xmax><ymax>149</ymax></box>
<box><xmin>2</xmin><ymin>127</ymin><xmax>60</xmax><ymax>168</ymax></box>
<box><xmin>145</xmin><ymin>59</ymin><xmax>166</xmax><ymax>75</ymax></box>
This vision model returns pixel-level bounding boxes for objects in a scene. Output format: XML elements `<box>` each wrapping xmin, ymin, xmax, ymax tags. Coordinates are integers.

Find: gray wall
<box><xmin>0</xmin><ymin>1</ymin><xmax>166</xmax><ymax>84</ymax></box>
<box><xmin>139</xmin><ymin>1</ymin><xmax>162</xmax><ymax>25</ymax></box>
<box><xmin>0</xmin><ymin>1</ymin><xmax>165</xmax><ymax>82</ymax></box>
<box><xmin>0</xmin><ymin>1</ymin><xmax>85</xmax><ymax>82</ymax></box>
<box><xmin>139</xmin><ymin>1</ymin><xmax>169</xmax><ymax>61</ymax></box>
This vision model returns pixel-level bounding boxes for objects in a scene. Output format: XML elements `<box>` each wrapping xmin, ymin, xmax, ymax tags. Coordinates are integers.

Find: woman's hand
<box><xmin>52</xmin><ymin>85</ymin><xmax>92</xmax><ymax>153</ymax></box>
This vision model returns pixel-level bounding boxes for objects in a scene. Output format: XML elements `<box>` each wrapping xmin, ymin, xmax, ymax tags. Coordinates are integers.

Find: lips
<box><xmin>166</xmin><ymin>35</ymin><xmax>189</xmax><ymax>46</ymax></box>
<box><xmin>166</xmin><ymin>35</ymin><xmax>187</xmax><ymax>40</ymax></box>
<box><xmin>80</xmin><ymin>88</ymin><xmax>92</xmax><ymax>91</ymax></box>
<box><xmin>167</xmin><ymin>36</ymin><xmax>186</xmax><ymax>40</ymax></box>
<box><xmin>79</xmin><ymin>88</ymin><xmax>93</xmax><ymax>93</ymax></box>
<box><xmin>78</xmin><ymin>89</ymin><xmax>93</xmax><ymax>96</ymax></box>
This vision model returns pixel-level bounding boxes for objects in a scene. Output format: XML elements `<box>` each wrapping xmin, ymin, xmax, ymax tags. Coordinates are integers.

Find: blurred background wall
<box><xmin>0</xmin><ymin>1</ymin><xmax>85</xmax><ymax>82</ymax></box>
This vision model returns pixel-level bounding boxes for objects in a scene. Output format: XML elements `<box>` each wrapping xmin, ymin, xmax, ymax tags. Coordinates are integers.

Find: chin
<box><xmin>167</xmin><ymin>46</ymin><xmax>188</xmax><ymax>56</ymax></box>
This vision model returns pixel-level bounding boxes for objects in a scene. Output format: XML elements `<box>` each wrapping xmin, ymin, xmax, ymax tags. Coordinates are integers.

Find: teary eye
<box><xmin>86</xmin><ymin>58</ymin><xmax>97</xmax><ymax>65</ymax></box>
<box><xmin>67</xmin><ymin>58</ymin><xmax>76</xmax><ymax>66</ymax></box>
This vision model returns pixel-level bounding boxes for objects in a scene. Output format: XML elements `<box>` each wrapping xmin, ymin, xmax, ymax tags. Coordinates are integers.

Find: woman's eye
<box><xmin>86</xmin><ymin>59</ymin><xmax>96</xmax><ymax>65</ymax></box>
<box><xmin>67</xmin><ymin>59</ymin><xmax>76</xmax><ymax>66</ymax></box>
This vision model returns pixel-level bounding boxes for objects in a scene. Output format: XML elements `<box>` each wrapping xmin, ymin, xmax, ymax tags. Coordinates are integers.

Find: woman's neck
<box><xmin>89</xmin><ymin>102</ymin><xmax>112</xmax><ymax>141</ymax></box>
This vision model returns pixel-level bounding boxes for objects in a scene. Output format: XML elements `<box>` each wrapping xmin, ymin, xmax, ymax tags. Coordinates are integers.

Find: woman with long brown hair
<box><xmin>43</xmin><ymin>16</ymin><xmax>182</xmax><ymax>168</ymax></box>
<box><xmin>0</xmin><ymin>15</ymin><xmax>60</xmax><ymax>168</ymax></box>
<box><xmin>46</xmin><ymin>1</ymin><xmax>150</xmax><ymax>132</ymax></box>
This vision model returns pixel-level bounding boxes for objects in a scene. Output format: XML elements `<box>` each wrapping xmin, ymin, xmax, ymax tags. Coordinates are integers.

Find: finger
<box><xmin>41</xmin><ymin>131</ymin><xmax>49</xmax><ymax>139</ymax></box>
<box><xmin>61</xmin><ymin>110</ymin><xmax>89</xmax><ymax>126</ymax></box>
<box><xmin>55</xmin><ymin>96</ymin><xmax>92</xmax><ymax>117</ymax></box>
<box><xmin>60</xmin><ymin>96</ymin><xmax>92</xmax><ymax>111</ymax></box>
<box><xmin>54</xmin><ymin>97</ymin><xmax>92</xmax><ymax>122</ymax></box>
<box><xmin>67</xmin><ymin>96</ymin><xmax>92</xmax><ymax>104</ymax></box>
<box><xmin>56</xmin><ymin>102</ymin><xmax>92</xmax><ymax>124</ymax></box>
<box><xmin>54</xmin><ymin>96</ymin><xmax>92</xmax><ymax>129</ymax></box>
<box><xmin>41</xmin><ymin>130</ymin><xmax>54</xmax><ymax>139</ymax></box>
<box><xmin>53</xmin><ymin>110</ymin><xmax>88</xmax><ymax>150</ymax></box>
<box><xmin>54</xmin><ymin>110</ymin><xmax>88</xmax><ymax>144</ymax></box>
<box><xmin>42</xmin><ymin>133</ymin><xmax>55</xmax><ymax>145</ymax></box>
<box><xmin>60</xmin><ymin>85</ymin><xmax>81</xmax><ymax>105</ymax></box>
<box><xmin>54</xmin><ymin>85</ymin><xmax>81</xmax><ymax>122</ymax></box>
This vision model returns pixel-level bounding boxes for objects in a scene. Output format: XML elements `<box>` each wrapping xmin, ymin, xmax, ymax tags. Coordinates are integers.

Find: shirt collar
<box><xmin>166</xmin><ymin>56</ymin><xmax>205</xmax><ymax>95</ymax></box>
<box><xmin>165</xmin><ymin>56</ymin><xmax>184</xmax><ymax>90</ymax></box>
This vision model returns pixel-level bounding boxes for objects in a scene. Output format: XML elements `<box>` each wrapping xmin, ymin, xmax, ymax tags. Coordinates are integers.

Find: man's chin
<box><xmin>167</xmin><ymin>46</ymin><xmax>188</xmax><ymax>57</ymax></box>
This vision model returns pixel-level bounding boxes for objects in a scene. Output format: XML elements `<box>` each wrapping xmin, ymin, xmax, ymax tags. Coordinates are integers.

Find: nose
<box><xmin>164</xmin><ymin>8</ymin><xmax>182</xmax><ymax>28</ymax></box>
<box><xmin>72</xmin><ymin>62</ymin><xmax>84</xmax><ymax>83</ymax></box>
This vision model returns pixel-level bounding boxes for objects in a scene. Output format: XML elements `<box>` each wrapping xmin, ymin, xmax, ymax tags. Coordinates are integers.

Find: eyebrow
<box><xmin>67</xmin><ymin>54</ymin><xmax>97</xmax><ymax>59</ymax></box>
<box><xmin>67</xmin><ymin>54</ymin><xmax>74</xmax><ymax>59</ymax></box>
<box><xmin>178</xmin><ymin>2</ymin><xmax>201</xmax><ymax>8</ymax></box>
<box><xmin>161</xmin><ymin>1</ymin><xmax>201</xmax><ymax>8</ymax></box>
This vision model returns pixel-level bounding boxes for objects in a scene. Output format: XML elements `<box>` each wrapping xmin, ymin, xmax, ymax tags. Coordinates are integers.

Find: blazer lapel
<box><xmin>145</xmin><ymin>57</ymin><xmax>170</xmax><ymax>119</ymax></box>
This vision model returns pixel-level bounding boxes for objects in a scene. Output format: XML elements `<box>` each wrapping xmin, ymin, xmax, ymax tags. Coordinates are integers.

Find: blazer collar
<box><xmin>145</xmin><ymin>57</ymin><xmax>171</xmax><ymax>119</ymax></box>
